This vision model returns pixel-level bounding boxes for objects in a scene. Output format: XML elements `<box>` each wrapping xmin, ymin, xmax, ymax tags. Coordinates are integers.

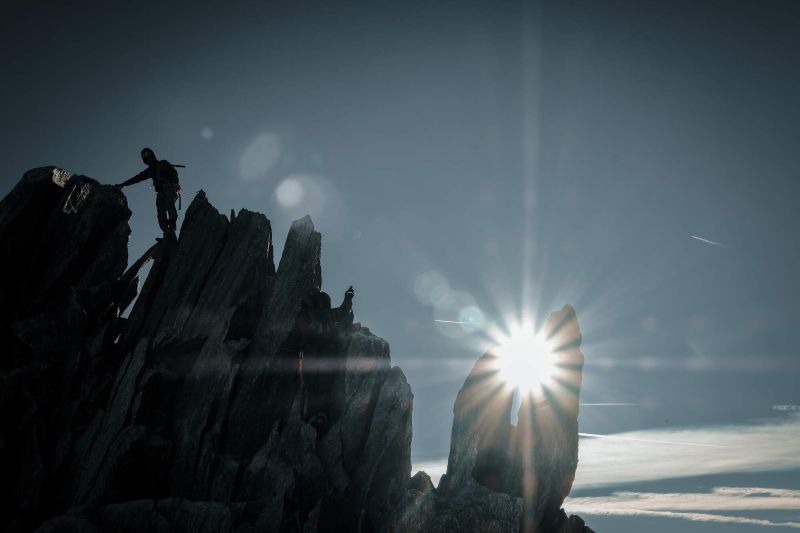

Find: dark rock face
<box><xmin>388</xmin><ymin>306</ymin><xmax>594</xmax><ymax>533</ymax></box>
<box><xmin>0</xmin><ymin>168</ymin><xmax>411</xmax><ymax>532</ymax></box>
<box><xmin>0</xmin><ymin>167</ymin><xmax>132</xmax><ymax>530</ymax></box>
<box><xmin>0</xmin><ymin>166</ymin><xmax>593</xmax><ymax>532</ymax></box>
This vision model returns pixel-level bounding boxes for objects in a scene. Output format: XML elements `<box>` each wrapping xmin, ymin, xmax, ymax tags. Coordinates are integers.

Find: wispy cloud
<box><xmin>568</xmin><ymin>486</ymin><xmax>800</xmax><ymax>512</ymax></box>
<box><xmin>564</xmin><ymin>507</ymin><xmax>800</xmax><ymax>529</ymax></box>
<box><xmin>412</xmin><ymin>417</ymin><xmax>800</xmax><ymax>489</ymax></box>
<box><xmin>566</xmin><ymin>487</ymin><xmax>800</xmax><ymax>529</ymax></box>
<box><xmin>573</xmin><ymin>416</ymin><xmax>800</xmax><ymax>489</ymax></box>
<box><xmin>578</xmin><ymin>432</ymin><xmax>726</xmax><ymax>448</ymax></box>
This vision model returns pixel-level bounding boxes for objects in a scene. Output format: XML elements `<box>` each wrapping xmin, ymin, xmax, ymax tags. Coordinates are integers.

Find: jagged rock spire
<box><xmin>0</xmin><ymin>166</ymin><xmax>593</xmax><ymax>533</ymax></box>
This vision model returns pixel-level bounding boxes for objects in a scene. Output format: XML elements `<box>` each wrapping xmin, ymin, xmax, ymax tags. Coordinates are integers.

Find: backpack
<box><xmin>155</xmin><ymin>160</ymin><xmax>180</xmax><ymax>191</ymax></box>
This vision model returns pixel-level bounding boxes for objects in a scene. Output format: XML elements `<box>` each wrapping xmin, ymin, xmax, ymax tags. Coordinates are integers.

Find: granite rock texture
<box><xmin>0</xmin><ymin>168</ymin><xmax>410</xmax><ymax>533</ymax></box>
<box><xmin>0</xmin><ymin>167</ymin><xmax>593</xmax><ymax>532</ymax></box>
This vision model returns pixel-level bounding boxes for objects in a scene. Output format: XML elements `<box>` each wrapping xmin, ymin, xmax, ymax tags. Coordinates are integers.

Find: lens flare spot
<box><xmin>276</xmin><ymin>177</ymin><xmax>304</xmax><ymax>207</ymax></box>
<box><xmin>458</xmin><ymin>306</ymin><xmax>486</xmax><ymax>333</ymax></box>
<box><xmin>240</xmin><ymin>132</ymin><xmax>281</xmax><ymax>181</ymax></box>
<box><xmin>414</xmin><ymin>271</ymin><xmax>449</xmax><ymax>307</ymax></box>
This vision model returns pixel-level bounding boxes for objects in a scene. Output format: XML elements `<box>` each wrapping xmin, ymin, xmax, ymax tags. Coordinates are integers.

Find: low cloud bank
<box><xmin>567</xmin><ymin>486</ymin><xmax>800</xmax><ymax>512</ymax></box>
<box><xmin>573</xmin><ymin>416</ymin><xmax>800</xmax><ymax>489</ymax></box>
<box><xmin>566</xmin><ymin>487</ymin><xmax>800</xmax><ymax>529</ymax></box>
<box><xmin>412</xmin><ymin>416</ymin><xmax>800</xmax><ymax>490</ymax></box>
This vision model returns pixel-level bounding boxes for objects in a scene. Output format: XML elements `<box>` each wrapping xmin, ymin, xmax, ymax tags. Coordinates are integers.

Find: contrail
<box><xmin>580</xmin><ymin>403</ymin><xmax>640</xmax><ymax>406</ymax></box>
<box><xmin>690</xmin><ymin>235</ymin><xmax>727</xmax><ymax>248</ymax></box>
<box><xmin>579</xmin><ymin>432</ymin><xmax>726</xmax><ymax>448</ymax></box>
<box><xmin>434</xmin><ymin>319</ymin><xmax>468</xmax><ymax>324</ymax></box>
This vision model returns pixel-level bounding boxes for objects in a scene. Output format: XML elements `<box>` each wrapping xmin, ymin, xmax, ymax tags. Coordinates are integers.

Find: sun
<box><xmin>493</xmin><ymin>324</ymin><xmax>556</xmax><ymax>396</ymax></box>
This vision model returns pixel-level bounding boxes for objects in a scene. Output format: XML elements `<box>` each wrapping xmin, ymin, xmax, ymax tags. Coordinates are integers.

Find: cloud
<box><xmin>573</xmin><ymin>416</ymin><xmax>800</xmax><ymax>489</ymax></box>
<box><xmin>412</xmin><ymin>460</ymin><xmax>448</xmax><ymax>487</ymax></box>
<box><xmin>412</xmin><ymin>416</ymin><xmax>800</xmax><ymax>490</ymax></box>
<box><xmin>564</xmin><ymin>507</ymin><xmax>800</xmax><ymax>529</ymax></box>
<box><xmin>566</xmin><ymin>487</ymin><xmax>800</xmax><ymax>528</ymax></box>
<box><xmin>567</xmin><ymin>486</ymin><xmax>800</xmax><ymax>512</ymax></box>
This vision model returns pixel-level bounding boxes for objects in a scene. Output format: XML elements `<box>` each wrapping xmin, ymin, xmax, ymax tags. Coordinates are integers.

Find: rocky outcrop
<box><xmin>388</xmin><ymin>306</ymin><xmax>594</xmax><ymax>533</ymax></box>
<box><xmin>0</xmin><ymin>167</ymin><xmax>133</xmax><ymax>530</ymax></box>
<box><xmin>0</xmin><ymin>167</ymin><xmax>411</xmax><ymax>533</ymax></box>
<box><xmin>0</xmin><ymin>166</ymin><xmax>593</xmax><ymax>532</ymax></box>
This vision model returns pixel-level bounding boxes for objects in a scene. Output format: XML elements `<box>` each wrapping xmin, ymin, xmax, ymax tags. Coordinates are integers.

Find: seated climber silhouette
<box><xmin>115</xmin><ymin>147</ymin><xmax>182</xmax><ymax>240</ymax></box>
<box><xmin>333</xmin><ymin>285</ymin><xmax>355</xmax><ymax>328</ymax></box>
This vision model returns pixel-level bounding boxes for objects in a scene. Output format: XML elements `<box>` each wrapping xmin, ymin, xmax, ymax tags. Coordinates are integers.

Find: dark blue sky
<box><xmin>3</xmin><ymin>1</ymin><xmax>800</xmax><ymax>529</ymax></box>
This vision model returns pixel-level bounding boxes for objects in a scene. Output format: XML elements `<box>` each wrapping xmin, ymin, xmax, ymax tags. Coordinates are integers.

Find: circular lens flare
<box><xmin>494</xmin><ymin>325</ymin><xmax>555</xmax><ymax>396</ymax></box>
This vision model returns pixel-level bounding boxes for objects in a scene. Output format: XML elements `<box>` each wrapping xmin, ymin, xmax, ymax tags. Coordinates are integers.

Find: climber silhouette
<box><xmin>115</xmin><ymin>148</ymin><xmax>181</xmax><ymax>239</ymax></box>
<box><xmin>335</xmin><ymin>285</ymin><xmax>355</xmax><ymax>327</ymax></box>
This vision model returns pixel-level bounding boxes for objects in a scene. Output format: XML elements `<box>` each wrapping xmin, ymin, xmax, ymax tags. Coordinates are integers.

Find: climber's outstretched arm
<box><xmin>116</xmin><ymin>168</ymin><xmax>150</xmax><ymax>188</ymax></box>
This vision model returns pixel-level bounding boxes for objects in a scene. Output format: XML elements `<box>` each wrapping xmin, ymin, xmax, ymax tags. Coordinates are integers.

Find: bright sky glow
<box><xmin>493</xmin><ymin>324</ymin><xmax>556</xmax><ymax>396</ymax></box>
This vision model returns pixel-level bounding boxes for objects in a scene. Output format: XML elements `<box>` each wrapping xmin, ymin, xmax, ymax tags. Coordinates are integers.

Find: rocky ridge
<box><xmin>0</xmin><ymin>166</ymin><xmax>593</xmax><ymax>532</ymax></box>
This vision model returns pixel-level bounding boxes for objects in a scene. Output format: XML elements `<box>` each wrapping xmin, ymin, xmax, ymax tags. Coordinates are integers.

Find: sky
<box><xmin>2</xmin><ymin>0</ymin><xmax>800</xmax><ymax>530</ymax></box>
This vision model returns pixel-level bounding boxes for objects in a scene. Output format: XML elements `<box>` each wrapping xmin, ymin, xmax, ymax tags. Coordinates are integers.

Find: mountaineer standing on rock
<box><xmin>115</xmin><ymin>147</ymin><xmax>181</xmax><ymax>240</ymax></box>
